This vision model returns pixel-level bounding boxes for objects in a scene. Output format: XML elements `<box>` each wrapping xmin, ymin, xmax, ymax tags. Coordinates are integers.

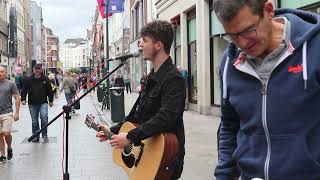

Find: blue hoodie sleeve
<box><xmin>214</xmin><ymin>50</ymin><xmax>241</xmax><ymax>179</ymax></box>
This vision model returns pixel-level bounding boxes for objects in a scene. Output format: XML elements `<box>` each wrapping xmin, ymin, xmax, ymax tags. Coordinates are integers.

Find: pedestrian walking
<box><xmin>81</xmin><ymin>73</ymin><xmax>88</xmax><ymax>93</ymax></box>
<box><xmin>20</xmin><ymin>71</ymin><xmax>28</xmax><ymax>90</ymax></box>
<box><xmin>86</xmin><ymin>74</ymin><xmax>92</xmax><ymax>94</ymax></box>
<box><xmin>56</xmin><ymin>72</ymin><xmax>63</xmax><ymax>89</ymax></box>
<box><xmin>90</xmin><ymin>74</ymin><xmax>97</xmax><ymax>95</ymax></box>
<box><xmin>124</xmin><ymin>73</ymin><xmax>131</xmax><ymax>94</ymax></box>
<box><xmin>14</xmin><ymin>73</ymin><xmax>22</xmax><ymax>93</ymax></box>
<box><xmin>21</xmin><ymin>63</ymin><xmax>54</xmax><ymax>143</ymax></box>
<box><xmin>139</xmin><ymin>72</ymin><xmax>147</xmax><ymax>94</ymax></box>
<box><xmin>177</xmin><ymin>66</ymin><xmax>188</xmax><ymax>110</ymax></box>
<box><xmin>48</xmin><ymin>73</ymin><xmax>58</xmax><ymax>98</ymax></box>
<box><xmin>60</xmin><ymin>71</ymin><xmax>77</xmax><ymax>113</ymax></box>
<box><xmin>114</xmin><ymin>74</ymin><xmax>125</xmax><ymax>87</ymax></box>
<box><xmin>0</xmin><ymin>66</ymin><xmax>20</xmax><ymax>163</ymax></box>
<box><xmin>214</xmin><ymin>1</ymin><xmax>320</xmax><ymax>179</ymax></box>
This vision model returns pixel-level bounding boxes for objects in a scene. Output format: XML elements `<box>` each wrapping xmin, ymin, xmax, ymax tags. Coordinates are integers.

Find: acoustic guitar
<box><xmin>84</xmin><ymin>114</ymin><xmax>179</xmax><ymax>180</ymax></box>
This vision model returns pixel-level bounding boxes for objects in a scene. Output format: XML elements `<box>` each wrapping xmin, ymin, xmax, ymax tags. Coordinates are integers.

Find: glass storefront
<box><xmin>211</xmin><ymin>37</ymin><xmax>228</xmax><ymax>105</ymax></box>
<box><xmin>187</xmin><ymin>15</ymin><xmax>197</xmax><ymax>104</ymax></box>
<box><xmin>175</xmin><ymin>25</ymin><xmax>181</xmax><ymax>65</ymax></box>
<box><xmin>188</xmin><ymin>42</ymin><xmax>197</xmax><ymax>103</ymax></box>
<box><xmin>210</xmin><ymin>5</ymin><xmax>228</xmax><ymax>106</ymax></box>
<box><xmin>300</xmin><ymin>2</ymin><xmax>320</xmax><ymax>14</ymax></box>
<box><xmin>280</xmin><ymin>0</ymin><xmax>319</xmax><ymax>9</ymax></box>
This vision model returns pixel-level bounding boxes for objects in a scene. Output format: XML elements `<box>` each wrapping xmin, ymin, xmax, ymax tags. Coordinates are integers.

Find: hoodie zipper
<box><xmin>261</xmin><ymin>82</ymin><xmax>271</xmax><ymax>180</ymax></box>
<box><xmin>232</xmin><ymin>46</ymin><xmax>293</xmax><ymax>180</ymax></box>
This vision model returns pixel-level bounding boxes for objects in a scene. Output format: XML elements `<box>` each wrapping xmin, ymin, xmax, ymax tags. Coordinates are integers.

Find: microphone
<box><xmin>113</xmin><ymin>49</ymin><xmax>143</xmax><ymax>60</ymax></box>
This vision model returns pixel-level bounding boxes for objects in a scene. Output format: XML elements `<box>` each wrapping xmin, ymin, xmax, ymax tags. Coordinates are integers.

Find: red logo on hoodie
<box><xmin>288</xmin><ymin>65</ymin><xmax>303</xmax><ymax>74</ymax></box>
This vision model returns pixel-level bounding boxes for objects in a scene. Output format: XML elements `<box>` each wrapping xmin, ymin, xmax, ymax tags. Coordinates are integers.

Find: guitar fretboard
<box><xmin>91</xmin><ymin>121</ymin><xmax>114</xmax><ymax>140</ymax></box>
<box><xmin>86</xmin><ymin>116</ymin><xmax>132</xmax><ymax>151</ymax></box>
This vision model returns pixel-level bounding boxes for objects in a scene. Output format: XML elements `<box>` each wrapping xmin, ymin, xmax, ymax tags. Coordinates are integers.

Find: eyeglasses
<box><xmin>221</xmin><ymin>17</ymin><xmax>261</xmax><ymax>42</ymax></box>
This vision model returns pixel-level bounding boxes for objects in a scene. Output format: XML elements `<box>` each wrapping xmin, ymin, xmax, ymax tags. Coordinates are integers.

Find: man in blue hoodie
<box><xmin>213</xmin><ymin>1</ymin><xmax>320</xmax><ymax>180</ymax></box>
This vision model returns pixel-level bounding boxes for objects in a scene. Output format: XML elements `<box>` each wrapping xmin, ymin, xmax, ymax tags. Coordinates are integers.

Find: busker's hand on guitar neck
<box><xmin>96</xmin><ymin>124</ymin><xmax>132</xmax><ymax>149</ymax></box>
<box><xmin>96</xmin><ymin>124</ymin><xmax>110</xmax><ymax>141</ymax></box>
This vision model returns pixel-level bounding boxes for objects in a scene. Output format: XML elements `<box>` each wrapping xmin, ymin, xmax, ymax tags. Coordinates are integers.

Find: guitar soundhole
<box><xmin>121</xmin><ymin>153</ymin><xmax>135</xmax><ymax>168</ymax></box>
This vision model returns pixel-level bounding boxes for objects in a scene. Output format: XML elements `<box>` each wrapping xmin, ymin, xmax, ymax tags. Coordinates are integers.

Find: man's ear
<box><xmin>155</xmin><ymin>41</ymin><xmax>163</xmax><ymax>51</ymax></box>
<box><xmin>264</xmin><ymin>1</ymin><xmax>275</xmax><ymax>20</ymax></box>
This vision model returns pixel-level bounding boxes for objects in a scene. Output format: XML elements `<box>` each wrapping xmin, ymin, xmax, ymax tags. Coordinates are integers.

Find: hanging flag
<box><xmin>97</xmin><ymin>0</ymin><xmax>107</xmax><ymax>18</ymax></box>
<box><xmin>97</xmin><ymin>0</ymin><xmax>124</xmax><ymax>18</ymax></box>
<box><xmin>109</xmin><ymin>0</ymin><xmax>124</xmax><ymax>13</ymax></box>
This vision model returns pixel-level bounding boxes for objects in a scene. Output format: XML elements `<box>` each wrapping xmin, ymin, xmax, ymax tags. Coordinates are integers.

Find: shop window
<box><xmin>187</xmin><ymin>10</ymin><xmax>197</xmax><ymax>104</ymax></box>
<box><xmin>174</xmin><ymin>24</ymin><xmax>181</xmax><ymax>65</ymax></box>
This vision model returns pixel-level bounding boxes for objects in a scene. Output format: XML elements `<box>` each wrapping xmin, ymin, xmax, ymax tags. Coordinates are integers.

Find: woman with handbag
<box><xmin>60</xmin><ymin>71</ymin><xmax>77</xmax><ymax>113</ymax></box>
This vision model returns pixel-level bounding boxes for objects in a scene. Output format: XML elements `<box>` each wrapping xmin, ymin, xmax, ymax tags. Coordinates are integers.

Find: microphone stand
<box><xmin>28</xmin><ymin>58</ymin><xmax>130</xmax><ymax>180</ymax></box>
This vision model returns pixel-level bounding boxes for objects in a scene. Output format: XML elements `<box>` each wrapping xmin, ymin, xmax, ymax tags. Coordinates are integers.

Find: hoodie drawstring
<box><xmin>302</xmin><ymin>41</ymin><xmax>308</xmax><ymax>90</ymax></box>
<box><xmin>222</xmin><ymin>57</ymin><xmax>230</xmax><ymax>101</ymax></box>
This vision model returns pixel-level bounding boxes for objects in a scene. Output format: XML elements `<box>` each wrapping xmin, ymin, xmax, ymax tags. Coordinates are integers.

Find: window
<box><xmin>174</xmin><ymin>22</ymin><xmax>181</xmax><ymax>65</ymax></box>
<box><xmin>140</xmin><ymin>0</ymin><xmax>144</xmax><ymax>29</ymax></box>
<box><xmin>187</xmin><ymin>10</ymin><xmax>197</xmax><ymax>104</ymax></box>
<box><xmin>210</xmin><ymin>4</ymin><xmax>229</xmax><ymax>106</ymax></box>
<box><xmin>135</xmin><ymin>2</ymin><xmax>140</xmax><ymax>38</ymax></box>
<box><xmin>131</xmin><ymin>11</ymin><xmax>135</xmax><ymax>39</ymax></box>
<box><xmin>0</xmin><ymin>0</ymin><xmax>5</xmax><ymax>22</ymax></box>
<box><xmin>210</xmin><ymin>37</ymin><xmax>228</xmax><ymax>105</ymax></box>
<box><xmin>301</xmin><ymin>2</ymin><xmax>320</xmax><ymax>14</ymax></box>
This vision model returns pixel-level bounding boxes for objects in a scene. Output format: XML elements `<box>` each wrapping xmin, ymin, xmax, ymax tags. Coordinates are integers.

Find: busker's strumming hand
<box><xmin>110</xmin><ymin>133</ymin><xmax>131</xmax><ymax>149</ymax></box>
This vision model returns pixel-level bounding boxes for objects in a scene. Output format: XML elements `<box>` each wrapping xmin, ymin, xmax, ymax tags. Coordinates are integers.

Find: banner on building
<box><xmin>108</xmin><ymin>0</ymin><xmax>124</xmax><ymax>13</ymax></box>
<box><xmin>97</xmin><ymin>0</ymin><xmax>124</xmax><ymax>18</ymax></box>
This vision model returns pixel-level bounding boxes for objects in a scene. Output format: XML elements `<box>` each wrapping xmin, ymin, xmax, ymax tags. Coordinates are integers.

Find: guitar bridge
<box><xmin>134</xmin><ymin>143</ymin><xmax>144</xmax><ymax>167</ymax></box>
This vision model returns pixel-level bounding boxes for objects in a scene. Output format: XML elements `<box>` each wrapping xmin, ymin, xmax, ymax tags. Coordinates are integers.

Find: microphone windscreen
<box><xmin>132</xmin><ymin>49</ymin><xmax>143</xmax><ymax>57</ymax></box>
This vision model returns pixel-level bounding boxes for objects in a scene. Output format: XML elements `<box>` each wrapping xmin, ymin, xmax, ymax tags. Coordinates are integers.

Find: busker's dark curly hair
<box><xmin>141</xmin><ymin>20</ymin><xmax>174</xmax><ymax>54</ymax></box>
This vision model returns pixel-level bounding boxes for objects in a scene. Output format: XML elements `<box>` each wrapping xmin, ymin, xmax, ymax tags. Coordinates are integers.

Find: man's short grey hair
<box><xmin>0</xmin><ymin>66</ymin><xmax>7</xmax><ymax>72</ymax></box>
<box><xmin>213</xmin><ymin>0</ymin><xmax>267</xmax><ymax>22</ymax></box>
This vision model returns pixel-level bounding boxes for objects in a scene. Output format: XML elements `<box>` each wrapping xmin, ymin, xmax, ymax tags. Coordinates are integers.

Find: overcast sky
<box><xmin>34</xmin><ymin>0</ymin><xmax>97</xmax><ymax>43</ymax></box>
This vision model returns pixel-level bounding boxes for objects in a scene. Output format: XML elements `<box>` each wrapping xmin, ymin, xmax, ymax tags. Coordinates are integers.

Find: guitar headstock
<box><xmin>85</xmin><ymin>114</ymin><xmax>98</xmax><ymax>129</ymax></box>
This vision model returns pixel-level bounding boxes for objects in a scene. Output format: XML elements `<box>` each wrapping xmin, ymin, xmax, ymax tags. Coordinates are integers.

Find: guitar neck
<box><xmin>91</xmin><ymin>122</ymin><xmax>114</xmax><ymax>140</ymax></box>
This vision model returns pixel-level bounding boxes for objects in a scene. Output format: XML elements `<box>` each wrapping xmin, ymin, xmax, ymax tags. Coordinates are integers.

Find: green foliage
<box><xmin>69</xmin><ymin>67</ymin><xmax>82</xmax><ymax>74</ymax></box>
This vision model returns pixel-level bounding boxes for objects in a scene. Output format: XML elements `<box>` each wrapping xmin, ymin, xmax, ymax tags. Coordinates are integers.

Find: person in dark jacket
<box><xmin>214</xmin><ymin>1</ymin><xmax>320</xmax><ymax>180</ymax></box>
<box><xmin>114</xmin><ymin>74</ymin><xmax>125</xmax><ymax>87</ymax></box>
<box><xmin>21</xmin><ymin>64</ymin><xmax>54</xmax><ymax>143</ymax></box>
<box><xmin>20</xmin><ymin>71</ymin><xmax>28</xmax><ymax>89</ymax></box>
<box><xmin>96</xmin><ymin>20</ymin><xmax>186</xmax><ymax>180</ymax></box>
<box><xmin>123</xmin><ymin>73</ymin><xmax>131</xmax><ymax>94</ymax></box>
<box><xmin>14</xmin><ymin>73</ymin><xmax>22</xmax><ymax>93</ymax></box>
<box><xmin>80</xmin><ymin>73</ymin><xmax>88</xmax><ymax>93</ymax></box>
